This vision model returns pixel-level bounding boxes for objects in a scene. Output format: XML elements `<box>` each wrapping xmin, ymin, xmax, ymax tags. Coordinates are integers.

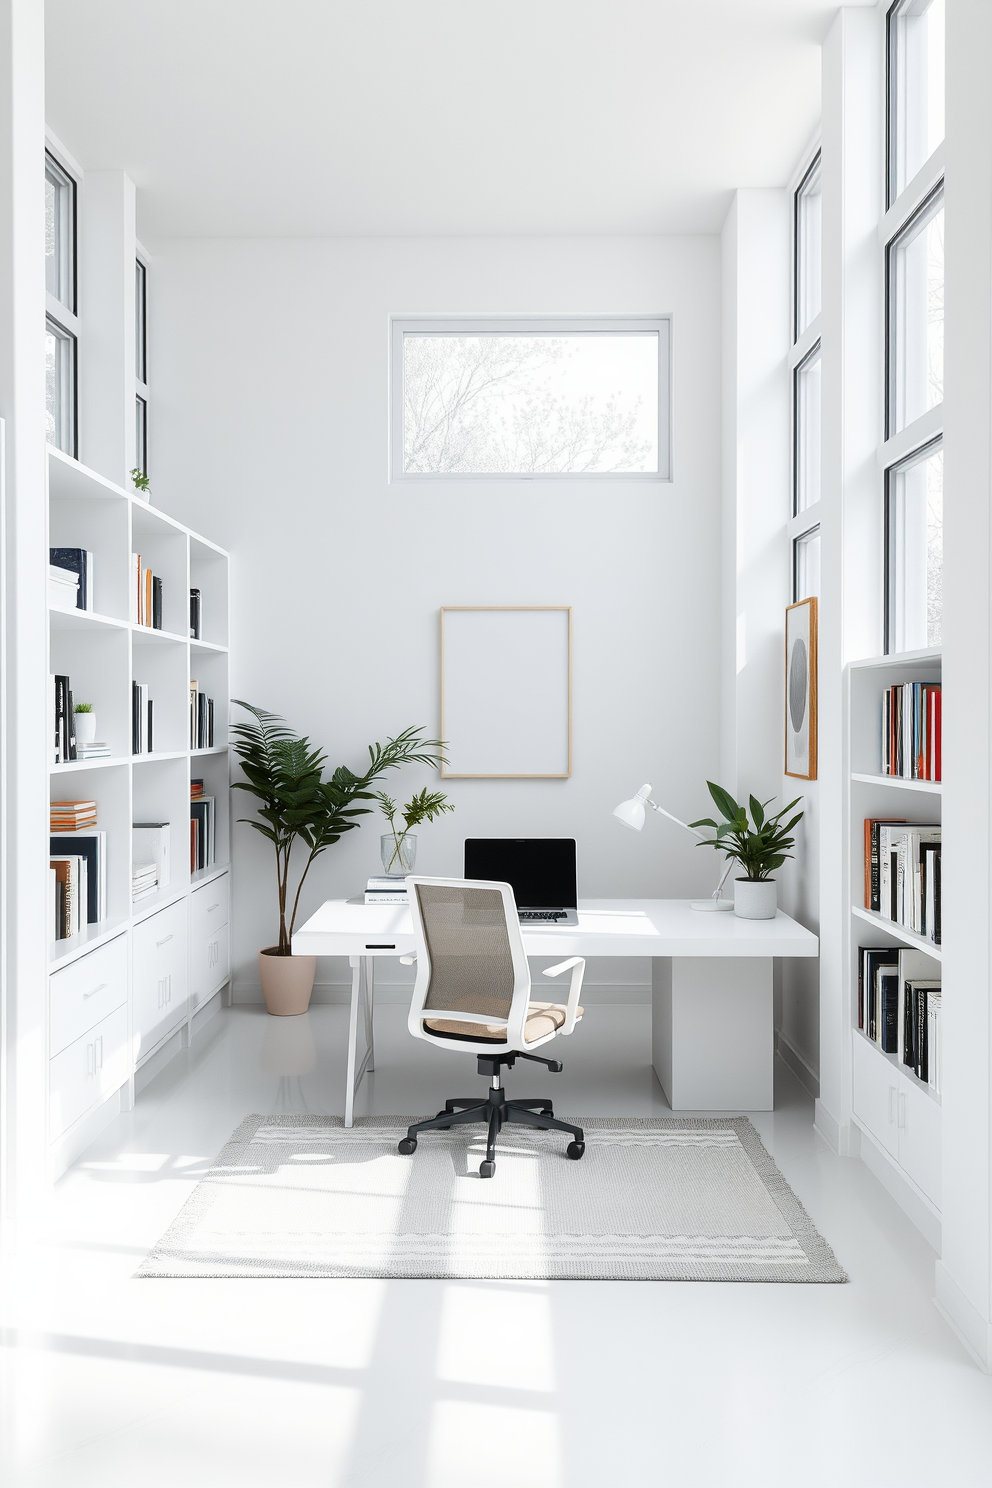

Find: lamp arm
<box><xmin>645</xmin><ymin>797</ymin><xmax>711</xmax><ymax>845</ymax></box>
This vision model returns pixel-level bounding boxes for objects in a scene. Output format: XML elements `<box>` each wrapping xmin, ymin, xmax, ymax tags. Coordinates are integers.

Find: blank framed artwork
<box><xmin>440</xmin><ymin>607</ymin><xmax>571</xmax><ymax>778</ymax></box>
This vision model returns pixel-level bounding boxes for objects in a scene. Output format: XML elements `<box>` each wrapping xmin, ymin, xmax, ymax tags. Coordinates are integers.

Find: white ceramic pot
<box><xmin>734</xmin><ymin>878</ymin><xmax>777</xmax><ymax>920</ymax></box>
<box><xmin>74</xmin><ymin>711</ymin><xmax>97</xmax><ymax>745</ymax></box>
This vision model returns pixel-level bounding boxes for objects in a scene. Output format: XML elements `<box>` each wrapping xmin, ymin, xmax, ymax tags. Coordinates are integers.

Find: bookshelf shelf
<box><xmin>851</xmin><ymin>772</ymin><xmax>942</xmax><ymax>794</ymax></box>
<box><xmin>850</xmin><ymin>646</ymin><xmax>943</xmax><ymax>671</ymax></box>
<box><xmin>853</xmin><ymin>1026</ymin><xmax>941</xmax><ymax>1106</ymax></box>
<box><xmin>45</xmin><ymin>447</ymin><xmax>231</xmax><ymax>1178</ymax></box>
<box><xmin>852</xmin><ymin>905</ymin><xmax>943</xmax><ymax>960</ymax></box>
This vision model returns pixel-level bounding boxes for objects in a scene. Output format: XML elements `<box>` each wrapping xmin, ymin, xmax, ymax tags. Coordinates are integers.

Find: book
<box><xmin>50</xmin><ymin>855</ymin><xmax>87</xmax><ymax>938</ymax></box>
<box><xmin>882</xmin><ymin>681</ymin><xmax>941</xmax><ymax>780</ymax></box>
<box><xmin>858</xmin><ymin>947</ymin><xmax>898</xmax><ymax>1037</ymax></box>
<box><xmin>927</xmin><ymin>989</ymin><xmax>942</xmax><ymax>1095</ymax></box>
<box><xmin>132</xmin><ymin>681</ymin><xmax>151</xmax><ymax>753</ymax></box>
<box><xmin>876</xmin><ymin>966</ymin><xmax>899</xmax><ymax>1054</ymax></box>
<box><xmin>132</xmin><ymin>552</ymin><xmax>141</xmax><ymax>622</ymax></box>
<box><xmin>48</xmin><ymin>564</ymin><xmax>80</xmax><ymax>612</ymax></box>
<box><xmin>190</xmin><ymin>777</ymin><xmax>204</xmax><ymax>798</ymax></box>
<box><xmin>52</xmin><ymin>675</ymin><xmax>78</xmax><ymax>762</ymax></box>
<box><xmin>189</xmin><ymin>683</ymin><xmax>215</xmax><ymax>749</ymax></box>
<box><xmin>50</xmin><ymin>830</ymin><xmax>106</xmax><ymax>923</ymax></box>
<box><xmin>864</xmin><ymin>819</ymin><xmax>906</xmax><ymax>910</ymax></box>
<box><xmin>190</xmin><ymin>587</ymin><xmax>201</xmax><ymax>639</ymax></box>
<box><xmin>190</xmin><ymin>796</ymin><xmax>216</xmax><ymax>871</ymax></box>
<box><xmin>366</xmin><ymin>876</ymin><xmax>408</xmax><ymax>890</ymax></box>
<box><xmin>78</xmin><ymin>742</ymin><xmax>111</xmax><ymax>759</ymax></box>
<box><xmin>50</xmin><ymin>799</ymin><xmax>97</xmax><ymax>830</ymax></box>
<box><xmin>133</xmin><ymin>822</ymin><xmax>171</xmax><ymax>891</ymax></box>
<box><xmin>152</xmin><ymin>574</ymin><xmax>163</xmax><ymax>630</ymax></box>
<box><xmin>365</xmin><ymin>891</ymin><xmax>409</xmax><ymax>904</ymax></box>
<box><xmin>49</xmin><ymin>547</ymin><xmax>94</xmax><ymax>611</ymax></box>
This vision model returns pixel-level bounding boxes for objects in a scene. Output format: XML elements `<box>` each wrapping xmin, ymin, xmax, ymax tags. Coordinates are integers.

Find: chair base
<box><xmin>398</xmin><ymin>1051</ymin><xmax>585</xmax><ymax>1177</ymax></box>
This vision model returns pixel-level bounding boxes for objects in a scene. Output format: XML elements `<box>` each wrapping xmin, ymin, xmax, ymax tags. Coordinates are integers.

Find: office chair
<box><xmin>398</xmin><ymin>876</ymin><xmax>587</xmax><ymax>1178</ymax></box>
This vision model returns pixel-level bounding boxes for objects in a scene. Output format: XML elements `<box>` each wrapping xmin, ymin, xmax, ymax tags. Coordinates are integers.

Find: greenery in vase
<box><xmin>73</xmin><ymin>702</ymin><xmax>93</xmax><ymax>713</ymax></box>
<box><xmin>689</xmin><ymin>782</ymin><xmax>803</xmax><ymax>882</ymax></box>
<box><xmin>376</xmin><ymin>787</ymin><xmax>454</xmax><ymax>872</ymax></box>
<box><xmin>130</xmin><ymin>468</ymin><xmax>151</xmax><ymax>494</ymax></box>
<box><xmin>231</xmin><ymin>701</ymin><xmax>446</xmax><ymax>954</ymax></box>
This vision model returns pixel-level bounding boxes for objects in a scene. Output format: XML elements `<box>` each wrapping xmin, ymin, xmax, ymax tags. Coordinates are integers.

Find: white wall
<box><xmin>149</xmin><ymin>235</ymin><xmax>722</xmax><ymax>998</ymax></box>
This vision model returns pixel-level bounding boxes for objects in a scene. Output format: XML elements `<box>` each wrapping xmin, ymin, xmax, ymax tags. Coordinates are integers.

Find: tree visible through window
<box><xmin>394</xmin><ymin>320</ymin><xmax>669</xmax><ymax>478</ymax></box>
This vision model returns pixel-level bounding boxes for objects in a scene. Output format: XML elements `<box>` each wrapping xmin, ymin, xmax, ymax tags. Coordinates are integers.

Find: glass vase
<box><xmin>380</xmin><ymin>832</ymin><xmax>417</xmax><ymax>876</ymax></box>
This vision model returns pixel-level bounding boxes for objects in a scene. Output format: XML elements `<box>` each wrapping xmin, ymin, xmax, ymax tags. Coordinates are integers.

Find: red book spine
<box><xmin>934</xmin><ymin>687</ymin><xmax>942</xmax><ymax>782</ymax></box>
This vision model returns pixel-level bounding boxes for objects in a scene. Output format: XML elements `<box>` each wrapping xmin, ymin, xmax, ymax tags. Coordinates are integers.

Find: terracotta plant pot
<box><xmin>733</xmin><ymin>878</ymin><xmax>778</xmax><ymax>920</ymax></box>
<box><xmin>258</xmin><ymin>948</ymin><xmax>317</xmax><ymax>1015</ymax></box>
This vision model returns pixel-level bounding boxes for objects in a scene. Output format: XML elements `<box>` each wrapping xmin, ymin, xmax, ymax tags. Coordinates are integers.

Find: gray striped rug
<box><xmin>138</xmin><ymin>1114</ymin><xmax>846</xmax><ymax>1283</ymax></box>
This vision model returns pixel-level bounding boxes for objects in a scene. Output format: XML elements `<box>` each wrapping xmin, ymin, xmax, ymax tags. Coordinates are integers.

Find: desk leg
<box><xmin>344</xmin><ymin>956</ymin><xmax>376</xmax><ymax>1128</ymax></box>
<box><xmin>651</xmin><ymin>956</ymin><xmax>774</xmax><ymax>1111</ymax></box>
<box><xmin>364</xmin><ymin>955</ymin><xmax>375</xmax><ymax>1073</ymax></box>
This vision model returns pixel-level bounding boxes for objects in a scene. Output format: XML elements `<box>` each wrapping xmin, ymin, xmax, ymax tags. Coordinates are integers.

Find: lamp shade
<box><xmin>612</xmin><ymin>784</ymin><xmax>653</xmax><ymax>831</ymax></box>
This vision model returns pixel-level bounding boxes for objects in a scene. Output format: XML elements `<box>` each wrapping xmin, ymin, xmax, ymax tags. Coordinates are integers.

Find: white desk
<box><xmin>293</xmin><ymin>898</ymin><xmax>818</xmax><ymax>1123</ymax></box>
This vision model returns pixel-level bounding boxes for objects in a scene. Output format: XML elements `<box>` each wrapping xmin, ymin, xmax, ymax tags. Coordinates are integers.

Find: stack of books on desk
<box><xmin>365</xmin><ymin>875</ymin><xmax>408</xmax><ymax>905</ymax></box>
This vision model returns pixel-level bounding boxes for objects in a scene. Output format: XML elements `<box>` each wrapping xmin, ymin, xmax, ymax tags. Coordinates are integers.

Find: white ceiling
<box><xmin>45</xmin><ymin>0</ymin><xmax>871</xmax><ymax>240</ymax></box>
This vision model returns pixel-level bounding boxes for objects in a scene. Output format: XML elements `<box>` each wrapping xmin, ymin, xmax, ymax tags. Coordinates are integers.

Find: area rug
<box><xmin>137</xmin><ymin>1114</ymin><xmax>847</xmax><ymax>1282</ymax></box>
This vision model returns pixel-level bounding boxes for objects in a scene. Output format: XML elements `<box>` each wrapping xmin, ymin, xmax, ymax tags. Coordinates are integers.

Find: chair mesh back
<box><xmin>415</xmin><ymin>883</ymin><xmax>516</xmax><ymax>1019</ymax></box>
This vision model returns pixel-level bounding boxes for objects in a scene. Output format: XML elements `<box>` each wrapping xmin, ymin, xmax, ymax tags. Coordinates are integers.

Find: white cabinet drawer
<box><xmin>50</xmin><ymin>1004</ymin><xmax>129</xmax><ymax>1139</ymax></box>
<box><xmin>853</xmin><ymin>1035</ymin><xmax>899</xmax><ymax>1159</ymax></box>
<box><xmin>133</xmin><ymin>899</ymin><xmax>189</xmax><ymax>1059</ymax></box>
<box><xmin>899</xmin><ymin>1080</ymin><xmax>942</xmax><ymax>1208</ymax></box>
<box><xmin>191</xmin><ymin>873</ymin><xmax>230</xmax><ymax>944</ymax></box>
<box><xmin>191</xmin><ymin>920</ymin><xmax>230</xmax><ymax>1009</ymax></box>
<box><xmin>49</xmin><ymin>935</ymin><xmax>128</xmax><ymax>1057</ymax></box>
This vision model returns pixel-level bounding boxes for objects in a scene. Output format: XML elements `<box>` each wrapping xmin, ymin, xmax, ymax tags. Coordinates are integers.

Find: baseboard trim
<box><xmin>813</xmin><ymin>1098</ymin><xmax>842</xmax><ymax>1153</ymax></box>
<box><xmin>233</xmin><ymin>981</ymin><xmax>652</xmax><ymax>1007</ymax></box>
<box><xmin>47</xmin><ymin>1088</ymin><xmax>123</xmax><ymax>1183</ymax></box>
<box><xmin>935</xmin><ymin>1263</ymin><xmax>992</xmax><ymax>1371</ymax></box>
<box><xmin>774</xmin><ymin>1029</ymin><xmax>819</xmax><ymax>1098</ymax></box>
<box><xmin>857</xmin><ymin>1125</ymin><xmax>941</xmax><ymax>1251</ymax></box>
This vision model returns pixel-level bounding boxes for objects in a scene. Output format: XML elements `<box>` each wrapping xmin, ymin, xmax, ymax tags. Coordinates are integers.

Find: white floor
<box><xmin>2</xmin><ymin>1000</ymin><xmax>992</xmax><ymax>1488</ymax></box>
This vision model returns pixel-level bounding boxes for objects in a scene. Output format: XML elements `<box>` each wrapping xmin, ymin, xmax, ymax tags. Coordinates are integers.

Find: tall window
<box><xmin>883</xmin><ymin>0</ymin><xmax>944</xmax><ymax>651</ymax></box>
<box><xmin>135</xmin><ymin>257</ymin><xmax>148</xmax><ymax>474</ymax></box>
<box><xmin>45</xmin><ymin>150</ymin><xmax>78</xmax><ymax>454</ymax></box>
<box><xmin>789</xmin><ymin>149</ymin><xmax>823</xmax><ymax>599</ymax></box>
<box><xmin>390</xmin><ymin>317</ymin><xmax>671</xmax><ymax>480</ymax></box>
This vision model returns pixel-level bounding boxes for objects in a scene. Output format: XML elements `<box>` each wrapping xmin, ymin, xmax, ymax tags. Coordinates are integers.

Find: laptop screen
<box><xmin>464</xmin><ymin>839</ymin><xmax>577</xmax><ymax>909</ymax></box>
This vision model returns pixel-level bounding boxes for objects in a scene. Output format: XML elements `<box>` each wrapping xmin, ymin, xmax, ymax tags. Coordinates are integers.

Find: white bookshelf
<box><xmin>46</xmin><ymin>447</ymin><xmax>232</xmax><ymax>1177</ymax></box>
<box><xmin>846</xmin><ymin>649</ymin><xmax>942</xmax><ymax>1245</ymax></box>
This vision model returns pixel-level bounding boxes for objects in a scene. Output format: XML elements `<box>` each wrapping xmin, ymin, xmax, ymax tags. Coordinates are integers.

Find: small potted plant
<box><xmin>690</xmin><ymin>782</ymin><xmax>803</xmax><ymax>919</ymax></box>
<box><xmin>130</xmin><ymin>468</ymin><xmax>151</xmax><ymax>502</ymax></box>
<box><xmin>231</xmin><ymin>701</ymin><xmax>445</xmax><ymax>1014</ymax></box>
<box><xmin>375</xmin><ymin>787</ymin><xmax>454</xmax><ymax>875</ymax></box>
<box><xmin>73</xmin><ymin>701</ymin><xmax>97</xmax><ymax>746</ymax></box>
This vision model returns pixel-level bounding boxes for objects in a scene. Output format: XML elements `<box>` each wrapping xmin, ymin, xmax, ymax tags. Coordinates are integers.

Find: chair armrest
<box><xmin>400</xmin><ymin>954</ymin><xmax>417</xmax><ymax>966</ymax></box>
<box><xmin>542</xmin><ymin>956</ymin><xmax>585</xmax><ymax>1034</ymax></box>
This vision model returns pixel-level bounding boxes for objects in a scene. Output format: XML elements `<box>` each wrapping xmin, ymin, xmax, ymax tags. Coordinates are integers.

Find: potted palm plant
<box><xmin>690</xmin><ymin>782</ymin><xmax>804</xmax><ymax>919</ymax></box>
<box><xmin>231</xmin><ymin>701</ymin><xmax>445</xmax><ymax>1014</ymax></box>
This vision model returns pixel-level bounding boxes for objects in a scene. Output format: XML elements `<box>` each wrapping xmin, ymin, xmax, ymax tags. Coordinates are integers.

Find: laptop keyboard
<box><xmin>519</xmin><ymin>910</ymin><xmax>569</xmax><ymax>921</ymax></box>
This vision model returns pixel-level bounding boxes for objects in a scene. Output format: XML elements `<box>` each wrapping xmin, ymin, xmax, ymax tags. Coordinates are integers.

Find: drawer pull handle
<box><xmin>95</xmin><ymin>1036</ymin><xmax>103</xmax><ymax>1070</ymax></box>
<box><xmin>156</xmin><ymin>933</ymin><xmax>174</xmax><ymax>948</ymax></box>
<box><xmin>83</xmin><ymin>982</ymin><xmax>109</xmax><ymax>1000</ymax></box>
<box><xmin>888</xmin><ymin>1086</ymin><xmax>896</xmax><ymax>1124</ymax></box>
<box><xmin>207</xmin><ymin>902</ymin><xmax>220</xmax><ymax>912</ymax></box>
<box><xmin>897</xmin><ymin>1092</ymin><xmax>906</xmax><ymax>1130</ymax></box>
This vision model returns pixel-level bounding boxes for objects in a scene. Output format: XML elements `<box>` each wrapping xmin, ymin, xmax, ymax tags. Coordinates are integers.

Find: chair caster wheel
<box><xmin>549</xmin><ymin>1061</ymin><xmax>563</xmax><ymax>1073</ymax></box>
<box><xmin>566</xmin><ymin>1141</ymin><xmax>585</xmax><ymax>1160</ymax></box>
<box><xmin>540</xmin><ymin>1108</ymin><xmax>554</xmax><ymax>1117</ymax></box>
<box><xmin>398</xmin><ymin>1138</ymin><xmax>417</xmax><ymax>1155</ymax></box>
<box><xmin>479</xmin><ymin>1160</ymin><xmax>495</xmax><ymax>1178</ymax></box>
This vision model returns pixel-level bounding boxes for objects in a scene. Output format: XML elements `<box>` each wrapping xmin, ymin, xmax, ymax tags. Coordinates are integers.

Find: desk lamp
<box><xmin>613</xmin><ymin>783</ymin><xmax>733</xmax><ymax>912</ymax></box>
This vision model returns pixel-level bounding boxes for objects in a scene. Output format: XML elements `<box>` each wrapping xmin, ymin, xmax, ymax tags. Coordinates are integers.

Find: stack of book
<box><xmin>905</xmin><ymin>980</ymin><xmax>942</xmax><ymax>1093</ymax></box>
<box><xmin>864</xmin><ymin>817</ymin><xmax>941</xmax><ymax>943</ymax></box>
<box><xmin>882</xmin><ymin>681</ymin><xmax>941</xmax><ymax>780</ymax></box>
<box><xmin>132</xmin><ymin>860</ymin><xmax>158</xmax><ymax>903</ymax></box>
<box><xmin>134</xmin><ymin>822</ymin><xmax>170</xmax><ymax>893</ymax></box>
<box><xmin>189</xmin><ymin>587</ymin><xmax>201</xmax><ymax>639</ymax></box>
<box><xmin>50</xmin><ymin>829</ymin><xmax>106</xmax><ymax>936</ymax></box>
<box><xmin>51</xmin><ymin>674</ymin><xmax>77</xmax><ymax>762</ymax></box>
<box><xmin>50</xmin><ymin>799</ymin><xmax>97</xmax><ymax>832</ymax></box>
<box><xmin>50</xmin><ymin>547</ymin><xmax>94</xmax><ymax>611</ymax></box>
<box><xmin>48</xmin><ymin>563</ymin><xmax>80</xmax><ymax>612</ymax></box>
<box><xmin>132</xmin><ymin>681</ymin><xmax>155</xmax><ymax>753</ymax></box>
<box><xmin>131</xmin><ymin>552</ymin><xmax>163</xmax><ymax>629</ymax></box>
<box><xmin>190</xmin><ymin>682</ymin><xmax>215</xmax><ymax>749</ymax></box>
<box><xmin>364</xmin><ymin>875</ymin><xmax>408</xmax><ymax>905</ymax></box>
<box><xmin>78</xmin><ymin>739</ymin><xmax>111</xmax><ymax>760</ymax></box>
<box><xmin>190</xmin><ymin>786</ymin><xmax>216</xmax><ymax>872</ymax></box>
<box><xmin>858</xmin><ymin>947</ymin><xmax>942</xmax><ymax>1093</ymax></box>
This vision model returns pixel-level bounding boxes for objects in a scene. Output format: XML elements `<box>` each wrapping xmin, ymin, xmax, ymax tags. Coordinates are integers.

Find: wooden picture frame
<box><xmin>440</xmin><ymin>607</ymin><xmax>571</xmax><ymax>778</ymax></box>
<box><xmin>785</xmin><ymin>597</ymin><xmax>817</xmax><ymax>780</ymax></box>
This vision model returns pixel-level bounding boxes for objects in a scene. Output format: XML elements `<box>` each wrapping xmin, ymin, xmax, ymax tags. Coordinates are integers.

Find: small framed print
<box><xmin>785</xmin><ymin>597</ymin><xmax>817</xmax><ymax>780</ymax></box>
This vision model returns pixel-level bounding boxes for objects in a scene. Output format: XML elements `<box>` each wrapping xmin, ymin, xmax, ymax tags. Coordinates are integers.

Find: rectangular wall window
<box><xmin>887</xmin><ymin>0</ymin><xmax>945</xmax><ymax>205</ymax></box>
<box><xmin>135</xmin><ymin>259</ymin><xmax>147</xmax><ymax>382</ymax></box>
<box><xmin>794</xmin><ymin>152</ymin><xmax>822</xmax><ymax>337</ymax></box>
<box><xmin>793</xmin><ymin>526</ymin><xmax>821</xmax><ymax>602</ymax></box>
<box><xmin>887</xmin><ymin>184</ymin><xmax>943</xmax><ymax>436</ymax></box>
<box><xmin>794</xmin><ymin>342</ymin><xmax>821</xmax><ymax>514</ymax></box>
<box><xmin>45</xmin><ymin>315</ymin><xmax>76</xmax><ymax>454</ymax></box>
<box><xmin>886</xmin><ymin>438</ymin><xmax>942</xmax><ymax>653</ymax></box>
<box><xmin>135</xmin><ymin>395</ymin><xmax>147</xmax><ymax>475</ymax></box>
<box><xmin>45</xmin><ymin>151</ymin><xmax>75</xmax><ymax>313</ymax></box>
<box><xmin>391</xmin><ymin>316</ymin><xmax>671</xmax><ymax>480</ymax></box>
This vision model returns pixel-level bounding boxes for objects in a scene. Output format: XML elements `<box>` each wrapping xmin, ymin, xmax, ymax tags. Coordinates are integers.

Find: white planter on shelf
<box><xmin>74</xmin><ymin>711</ymin><xmax>97</xmax><ymax>746</ymax></box>
<box><xmin>734</xmin><ymin>878</ymin><xmax>777</xmax><ymax>920</ymax></box>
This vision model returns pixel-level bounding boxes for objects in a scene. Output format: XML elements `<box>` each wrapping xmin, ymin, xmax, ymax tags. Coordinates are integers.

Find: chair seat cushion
<box><xmin>423</xmin><ymin>1001</ymin><xmax>584</xmax><ymax>1045</ymax></box>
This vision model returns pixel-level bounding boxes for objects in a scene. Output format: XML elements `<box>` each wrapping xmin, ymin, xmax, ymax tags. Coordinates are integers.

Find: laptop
<box><xmin>463</xmin><ymin>838</ymin><xmax>579</xmax><ymax>926</ymax></box>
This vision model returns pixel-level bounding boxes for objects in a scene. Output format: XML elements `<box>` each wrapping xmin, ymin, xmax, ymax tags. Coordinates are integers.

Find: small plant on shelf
<box><xmin>690</xmin><ymin>782</ymin><xmax>803</xmax><ymax>882</ymax></box>
<box><xmin>73</xmin><ymin>701</ymin><xmax>93</xmax><ymax>714</ymax></box>
<box><xmin>130</xmin><ymin>468</ymin><xmax>151</xmax><ymax>496</ymax></box>
<box><xmin>375</xmin><ymin>787</ymin><xmax>454</xmax><ymax>874</ymax></box>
